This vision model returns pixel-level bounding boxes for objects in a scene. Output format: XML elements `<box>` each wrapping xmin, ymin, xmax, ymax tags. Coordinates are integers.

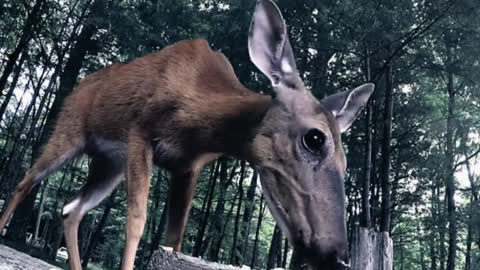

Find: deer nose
<box><xmin>310</xmin><ymin>236</ymin><xmax>350</xmax><ymax>269</ymax></box>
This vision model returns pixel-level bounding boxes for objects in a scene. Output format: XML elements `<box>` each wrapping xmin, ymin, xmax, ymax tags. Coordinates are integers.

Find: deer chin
<box><xmin>258</xmin><ymin>177</ymin><xmax>293</xmax><ymax>240</ymax></box>
<box><xmin>256</xmin><ymin>166</ymin><xmax>309</xmax><ymax>248</ymax></box>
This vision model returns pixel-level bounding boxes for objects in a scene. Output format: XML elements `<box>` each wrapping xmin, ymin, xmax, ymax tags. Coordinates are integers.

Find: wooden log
<box><xmin>147</xmin><ymin>246</ymin><xmax>250</xmax><ymax>270</ymax></box>
<box><xmin>350</xmin><ymin>227</ymin><xmax>393</xmax><ymax>270</ymax></box>
<box><xmin>0</xmin><ymin>244</ymin><xmax>61</xmax><ymax>270</ymax></box>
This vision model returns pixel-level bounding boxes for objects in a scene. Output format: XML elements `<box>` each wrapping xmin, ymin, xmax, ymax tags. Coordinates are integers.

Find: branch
<box><xmin>454</xmin><ymin>147</ymin><xmax>480</xmax><ymax>170</ymax></box>
<box><xmin>372</xmin><ymin>1</ymin><xmax>455</xmax><ymax>82</ymax></box>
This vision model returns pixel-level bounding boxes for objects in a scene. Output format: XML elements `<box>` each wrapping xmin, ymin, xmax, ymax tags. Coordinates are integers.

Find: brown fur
<box><xmin>0</xmin><ymin>39</ymin><xmax>271</xmax><ymax>270</ymax></box>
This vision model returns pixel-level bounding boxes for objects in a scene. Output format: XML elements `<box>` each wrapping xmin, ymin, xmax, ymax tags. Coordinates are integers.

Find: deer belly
<box><xmin>85</xmin><ymin>134</ymin><xmax>127</xmax><ymax>159</ymax></box>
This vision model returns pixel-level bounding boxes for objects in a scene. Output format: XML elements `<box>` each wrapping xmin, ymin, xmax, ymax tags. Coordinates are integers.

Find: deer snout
<box><xmin>305</xmin><ymin>236</ymin><xmax>349</xmax><ymax>270</ymax></box>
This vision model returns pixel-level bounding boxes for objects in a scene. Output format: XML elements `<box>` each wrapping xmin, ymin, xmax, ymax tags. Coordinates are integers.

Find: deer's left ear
<box><xmin>321</xmin><ymin>83</ymin><xmax>375</xmax><ymax>133</ymax></box>
<box><xmin>248</xmin><ymin>0</ymin><xmax>297</xmax><ymax>86</ymax></box>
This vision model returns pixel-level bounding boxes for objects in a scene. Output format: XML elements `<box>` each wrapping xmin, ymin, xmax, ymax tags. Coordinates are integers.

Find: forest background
<box><xmin>0</xmin><ymin>0</ymin><xmax>479</xmax><ymax>269</ymax></box>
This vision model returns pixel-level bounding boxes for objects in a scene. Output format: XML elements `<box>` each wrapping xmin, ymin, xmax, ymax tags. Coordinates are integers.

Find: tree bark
<box><xmin>361</xmin><ymin>41</ymin><xmax>372</xmax><ymax>228</ymax></box>
<box><xmin>439</xmin><ymin>192</ymin><xmax>447</xmax><ymax>270</ymax></box>
<box><xmin>0</xmin><ymin>50</ymin><xmax>28</xmax><ymax>121</ymax></box>
<box><xmin>230</xmin><ymin>160</ymin><xmax>246</xmax><ymax>265</ymax></box>
<box><xmin>250</xmin><ymin>194</ymin><xmax>265</xmax><ymax>268</ymax></box>
<box><xmin>370</xmin><ymin>104</ymin><xmax>380</xmax><ymax>226</ymax></box>
<box><xmin>463</xmin><ymin>137</ymin><xmax>478</xmax><ymax>270</ymax></box>
<box><xmin>464</xmin><ymin>200</ymin><xmax>472</xmax><ymax>270</ymax></box>
<box><xmin>282</xmin><ymin>238</ymin><xmax>289</xmax><ymax>268</ymax></box>
<box><xmin>206</xmin><ymin>159</ymin><xmax>238</xmax><ymax>261</ymax></box>
<box><xmin>215</xmin><ymin>190</ymin><xmax>239</xmax><ymax>261</ymax></box>
<box><xmin>0</xmin><ymin>0</ymin><xmax>46</xmax><ymax>96</ymax></box>
<box><xmin>350</xmin><ymin>227</ymin><xmax>393</xmax><ymax>270</ymax></box>
<box><xmin>380</xmin><ymin>44</ymin><xmax>394</xmax><ymax>233</ymax></box>
<box><xmin>192</xmin><ymin>161</ymin><xmax>220</xmax><ymax>257</ymax></box>
<box><xmin>266</xmin><ymin>224</ymin><xmax>282</xmax><ymax>269</ymax></box>
<box><xmin>430</xmin><ymin>185</ymin><xmax>437</xmax><ymax>270</ymax></box>
<box><xmin>240</xmin><ymin>169</ymin><xmax>258</xmax><ymax>264</ymax></box>
<box><xmin>445</xmin><ymin>44</ymin><xmax>457</xmax><ymax>270</ymax></box>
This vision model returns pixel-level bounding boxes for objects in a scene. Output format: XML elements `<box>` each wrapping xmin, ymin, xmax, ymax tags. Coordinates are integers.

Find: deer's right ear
<box><xmin>248</xmin><ymin>0</ymin><xmax>297</xmax><ymax>86</ymax></box>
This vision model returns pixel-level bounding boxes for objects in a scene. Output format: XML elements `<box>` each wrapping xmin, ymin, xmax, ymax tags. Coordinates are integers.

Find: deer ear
<box><xmin>248</xmin><ymin>0</ymin><xmax>297</xmax><ymax>86</ymax></box>
<box><xmin>322</xmin><ymin>83</ymin><xmax>375</xmax><ymax>133</ymax></box>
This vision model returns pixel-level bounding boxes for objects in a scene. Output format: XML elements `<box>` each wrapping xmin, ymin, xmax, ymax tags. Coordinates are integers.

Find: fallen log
<box><xmin>147</xmin><ymin>246</ymin><xmax>249</xmax><ymax>270</ymax></box>
<box><xmin>0</xmin><ymin>244</ymin><xmax>61</xmax><ymax>270</ymax></box>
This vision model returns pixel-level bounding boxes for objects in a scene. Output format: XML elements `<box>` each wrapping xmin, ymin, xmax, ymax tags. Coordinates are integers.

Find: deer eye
<box><xmin>302</xmin><ymin>129</ymin><xmax>325</xmax><ymax>155</ymax></box>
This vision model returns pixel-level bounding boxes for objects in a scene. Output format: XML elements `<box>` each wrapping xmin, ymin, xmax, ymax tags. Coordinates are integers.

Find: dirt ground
<box><xmin>0</xmin><ymin>244</ymin><xmax>61</xmax><ymax>270</ymax></box>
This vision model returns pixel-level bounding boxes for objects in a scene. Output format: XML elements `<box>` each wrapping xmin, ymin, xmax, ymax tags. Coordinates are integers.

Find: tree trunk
<box><xmin>464</xmin><ymin>200</ymin><xmax>472</xmax><ymax>270</ymax></box>
<box><xmin>380</xmin><ymin>44</ymin><xmax>394</xmax><ymax>233</ymax></box>
<box><xmin>0</xmin><ymin>0</ymin><xmax>45</xmax><ymax>95</ymax></box>
<box><xmin>240</xmin><ymin>169</ymin><xmax>258</xmax><ymax>264</ymax></box>
<box><xmin>445</xmin><ymin>48</ymin><xmax>456</xmax><ymax>270</ymax></box>
<box><xmin>439</xmin><ymin>192</ymin><xmax>447</xmax><ymax>270</ymax></box>
<box><xmin>463</xmin><ymin>138</ymin><xmax>478</xmax><ymax>270</ymax></box>
<box><xmin>417</xmin><ymin>210</ymin><xmax>427</xmax><ymax>270</ymax></box>
<box><xmin>250</xmin><ymin>194</ymin><xmax>265</xmax><ymax>268</ymax></box>
<box><xmin>370</xmin><ymin>112</ymin><xmax>380</xmax><ymax>226</ymax></box>
<box><xmin>206</xmin><ymin>159</ymin><xmax>238</xmax><ymax>261</ymax></box>
<box><xmin>230</xmin><ymin>160</ymin><xmax>246</xmax><ymax>265</ymax></box>
<box><xmin>430</xmin><ymin>185</ymin><xmax>438</xmax><ymax>270</ymax></box>
<box><xmin>216</xmin><ymin>190</ymin><xmax>239</xmax><ymax>261</ymax></box>
<box><xmin>266</xmin><ymin>224</ymin><xmax>282</xmax><ymax>269</ymax></box>
<box><xmin>282</xmin><ymin>238</ymin><xmax>289</xmax><ymax>268</ymax></box>
<box><xmin>192</xmin><ymin>161</ymin><xmax>220</xmax><ymax>257</ymax></box>
<box><xmin>400</xmin><ymin>233</ymin><xmax>404</xmax><ymax>270</ymax></box>
<box><xmin>350</xmin><ymin>227</ymin><xmax>393</xmax><ymax>270</ymax></box>
<box><xmin>0</xmin><ymin>50</ymin><xmax>28</xmax><ymax>121</ymax></box>
<box><xmin>361</xmin><ymin>41</ymin><xmax>372</xmax><ymax>228</ymax></box>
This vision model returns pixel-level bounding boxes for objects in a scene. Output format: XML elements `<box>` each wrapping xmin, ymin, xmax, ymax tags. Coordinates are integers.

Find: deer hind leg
<box><xmin>0</xmin><ymin>133</ymin><xmax>84</xmax><ymax>232</ymax></box>
<box><xmin>62</xmin><ymin>152</ymin><xmax>124</xmax><ymax>270</ymax></box>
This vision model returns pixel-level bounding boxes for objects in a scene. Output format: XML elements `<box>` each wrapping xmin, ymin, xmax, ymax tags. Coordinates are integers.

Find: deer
<box><xmin>0</xmin><ymin>0</ymin><xmax>373</xmax><ymax>269</ymax></box>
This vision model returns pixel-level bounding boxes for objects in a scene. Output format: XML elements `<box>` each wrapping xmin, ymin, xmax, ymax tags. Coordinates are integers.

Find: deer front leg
<box><xmin>121</xmin><ymin>130</ymin><xmax>153</xmax><ymax>270</ymax></box>
<box><xmin>164</xmin><ymin>169</ymin><xmax>199</xmax><ymax>251</ymax></box>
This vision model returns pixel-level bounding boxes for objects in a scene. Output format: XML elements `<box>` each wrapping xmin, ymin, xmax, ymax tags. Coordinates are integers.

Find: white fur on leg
<box><xmin>62</xmin><ymin>197</ymin><xmax>81</xmax><ymax>216</ymax></box>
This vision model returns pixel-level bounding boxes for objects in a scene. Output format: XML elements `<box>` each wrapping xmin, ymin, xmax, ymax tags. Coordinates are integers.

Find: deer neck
<box><xmin>151</xmin><ymin>90</ymin><xmax>271</xmax><ymax>170</ymax></box>
<box><xmin>217</xmin><ymin>92</ymin><xmax>272</xmax><ymax>159</ymax></box>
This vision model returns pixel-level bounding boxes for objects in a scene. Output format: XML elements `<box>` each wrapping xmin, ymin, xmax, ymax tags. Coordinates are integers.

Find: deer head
<box><xmin>247</xmin><ymin>0</ymin><xmax>374</xmax><ymax>268</ymax></box>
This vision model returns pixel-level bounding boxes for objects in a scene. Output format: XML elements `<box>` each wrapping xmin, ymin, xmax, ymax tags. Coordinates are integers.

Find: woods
<box><xmin>0</xmin><ymin>0</ymin><xmax>479</xmax><ymax>269</ymax></box>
